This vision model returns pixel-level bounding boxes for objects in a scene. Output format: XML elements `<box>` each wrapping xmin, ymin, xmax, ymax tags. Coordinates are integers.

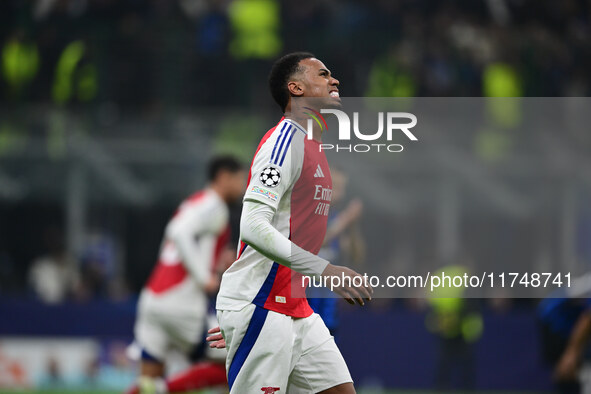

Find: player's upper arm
<box><xmin>243</xmin><ymin>123</ymin><xmax>303</xmax><ymax>210</ymax></box>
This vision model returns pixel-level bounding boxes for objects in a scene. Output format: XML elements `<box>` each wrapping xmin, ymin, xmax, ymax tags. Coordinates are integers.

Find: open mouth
<box><xmin>329</xmin><ymin>91</ymin><xmax>339</xmax><ymax>97</ymax></box>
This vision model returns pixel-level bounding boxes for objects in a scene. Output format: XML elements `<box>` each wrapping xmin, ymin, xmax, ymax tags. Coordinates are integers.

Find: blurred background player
<box><xmin>308</xmin><ymin>167</ymin><xmax>365</xmax><ymax>337</ymax></box>
<box><xmin>539</xmin><ymin>273</ymin><xmax>591</xmax><ymax>394</ymax></box>
<box><xmin>127</xmin><ymin>156</ymin><xmax>245</xmax><ymax>394</ymax></box>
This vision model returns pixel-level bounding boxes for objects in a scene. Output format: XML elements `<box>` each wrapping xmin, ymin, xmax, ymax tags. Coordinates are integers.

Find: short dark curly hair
<box><xmin>268</xmin><ymin>52</ymin><xmax>315</xmax><ymax>112</ymax></box>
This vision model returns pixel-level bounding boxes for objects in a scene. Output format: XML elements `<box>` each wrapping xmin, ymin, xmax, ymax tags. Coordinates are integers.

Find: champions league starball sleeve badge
<box><xmin>259</xmin><ymin>166</ymin><xmax>281</xmax><ymax>188</ymax></box>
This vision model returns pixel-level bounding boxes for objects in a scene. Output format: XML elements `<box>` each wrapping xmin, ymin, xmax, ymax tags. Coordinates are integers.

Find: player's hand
<box><xmin>206</xmin><ymin>326</ymin><xmax>226</xmax><ymax>349</ymax></box>
<box><xmin>321</xmin><ymin>264</ymin><xmax>373</xmax><ymax>306</ymax></box>
<box><xmin>554</xmin><ymin>348</ymin><xmax>580</xmax><ymax>381</ymax></box>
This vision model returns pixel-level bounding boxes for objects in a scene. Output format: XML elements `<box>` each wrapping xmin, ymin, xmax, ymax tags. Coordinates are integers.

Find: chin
<box><xmin>324</xmin><ymin>96</ymin><xmax>342</xmax><ymax>109</ymax></box>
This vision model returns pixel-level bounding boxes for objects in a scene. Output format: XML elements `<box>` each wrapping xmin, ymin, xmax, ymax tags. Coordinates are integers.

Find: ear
<box><xmin>287</xmin><ymin>80</ymin><xmax>304</xmax><ymax>97</ymax></box>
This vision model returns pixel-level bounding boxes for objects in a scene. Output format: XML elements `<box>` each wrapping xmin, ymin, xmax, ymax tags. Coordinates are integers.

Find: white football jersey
<box><xmin>216</xmin><ymin>118</ymin><xmax>332</xmax><ymax>318</ymax></box>
<box><xmin>140</xmin><ymin>189</ymin><xmax>230</xmax><ymax>317</ymax></box>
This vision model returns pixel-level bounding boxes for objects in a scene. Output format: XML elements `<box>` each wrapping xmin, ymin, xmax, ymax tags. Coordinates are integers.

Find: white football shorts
<box><xmin>131</xmin><ymin>295</ymin><xmax>226</xmax><ymax>363</ymax></box>
<box><xmin>217</xmin><ymin>304</ymin><xmax>352</xmax><ymax>393</ymax></box>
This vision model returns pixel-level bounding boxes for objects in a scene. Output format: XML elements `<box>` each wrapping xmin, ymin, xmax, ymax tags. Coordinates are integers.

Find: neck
<box><xmin>284</xmin><ymin>108</ymin><xmax>323</xmax><ymax>142</ymax></box>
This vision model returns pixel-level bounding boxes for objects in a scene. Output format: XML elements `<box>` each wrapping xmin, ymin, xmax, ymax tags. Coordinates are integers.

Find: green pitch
<box><xmin>0</xmin><ymin>390</ymin><xmax>549</xmax><ymax>394</ymax></box>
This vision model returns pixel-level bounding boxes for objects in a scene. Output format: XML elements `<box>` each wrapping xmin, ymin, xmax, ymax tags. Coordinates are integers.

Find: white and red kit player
<box><xmin>128</xmin><ymin>156</ymin><xmax>245</xmax><ymax>394</ymax></box>
<box><xmin>215</xmin><ymin>53</ymin><xmax>372</xmax><ymax>394</ymax></box>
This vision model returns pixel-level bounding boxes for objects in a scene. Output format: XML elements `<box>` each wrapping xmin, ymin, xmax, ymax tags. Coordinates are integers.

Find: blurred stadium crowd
<box><xmin>1</xmin><ymin>0</ymin><xmax>591</xmax><ymax>112</ymax></box>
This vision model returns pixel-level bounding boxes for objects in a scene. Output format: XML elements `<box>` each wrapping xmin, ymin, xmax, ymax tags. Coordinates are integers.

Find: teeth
<box><xmin>330</xmin><ymin>91</ymin><xmax>339</xmax><ymax>97</ymax></box>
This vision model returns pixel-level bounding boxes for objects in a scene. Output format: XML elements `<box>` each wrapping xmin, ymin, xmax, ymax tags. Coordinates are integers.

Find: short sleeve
<box><xmin>244</xmin><ymin>122</ymin><xmax>303</xmax><ymax>211</ymax></box>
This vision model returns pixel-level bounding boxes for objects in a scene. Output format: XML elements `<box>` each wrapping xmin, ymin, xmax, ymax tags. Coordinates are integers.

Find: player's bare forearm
<box><xmin>322</xmin><ymin>200</ymin><xmax>363</xmax><ymax>246</ymax></box>
<box><xmin>564</xmin><ymin>310</ymin><xmax>591</xmax><ymax>359</ymax></box>
<box><xmin>555</xmin><ymin>310</ymin><xmax>591</xmax><ymax>380</ymax></box>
